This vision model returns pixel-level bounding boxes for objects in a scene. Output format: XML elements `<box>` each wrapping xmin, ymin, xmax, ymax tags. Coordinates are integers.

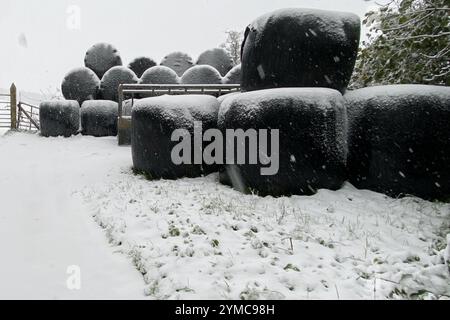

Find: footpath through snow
<box><xmin>0</xmin><ymin>131</ymin><xmax>449</xmax><ymax>299</ymax></box>
<box><xmin>0</xmin><ymin>131</ymin><xmax>144</xmax><ymax>299</ymax></box>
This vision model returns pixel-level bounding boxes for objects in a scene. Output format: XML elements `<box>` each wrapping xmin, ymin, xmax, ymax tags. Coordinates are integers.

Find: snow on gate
<box><xmin>0</xmin><ymin>83</ymin><xmax>40</xmax><ymax>132</ymax></box>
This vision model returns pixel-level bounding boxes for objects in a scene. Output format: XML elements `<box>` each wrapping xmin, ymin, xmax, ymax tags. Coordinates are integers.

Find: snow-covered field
<box><xmin>0</xmin><ymin>131</ymin><xmax>449</xmax><ymax>299</ymax></box>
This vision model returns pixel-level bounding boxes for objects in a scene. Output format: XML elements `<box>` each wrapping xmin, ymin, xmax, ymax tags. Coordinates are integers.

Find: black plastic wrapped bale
<box><xmin>160</xmin><ymin>52</ymin><xmax>194</xmax><ymax>77</ymax></box>
<box><xmin>39</xmin><ymin>100</ymin><xmax>80</xmax><ymax>137</ymax></box>
<box><xmin>132</xmin><ymin>95</ymin><xmax>220</xmax><ymax>179</ymax></box>
<box><xmin>180</xmin><ymin>65</ymin><xmax>222</xmax><ymax>85</ymax></box>
<box><xmin>100</xmin><ymin>66</ymin><xmax>139</xmax><ymax>102</ymax></box>
<box><xmin>217</xmin><ymin>92</ymin><xmax>240</xmax><ymax>104</ymax></box>
<box><xmin>218</xmin><ymin>88</ymin><xmax>348</xmax><ymax>197</ymax></box>
<box><xmin>139</xmin><ymin>66</ymin><xmax>180</xmax><ymax>97</ymax></box>
<box><xmin>196</xmin><ymin>48</ymin><xmax>234</xmax><ymax>76</ymax></box>
<box><xmin>241</xmin><ymin>8</ymin><xmax>360</xmax><ymax>93</ymax></box>
<box><xmin>61</xmin><ymin>67</ymin><xmax>100</xmax><ymax>104</ymax></box>
<box><xmin>80</xmin><ymin>100</ymin><xmax>118</xmax><ymax>137</ymax></box>
<box><xmin>128</xmin><ymin>56</ymin><xmax>157</xmax><ymax>78</ymax></box>
<box><xmin>84</xmin><ymin>43</ymin><xmax>123</xmax><ymax>79</ymax></box>
<box><xmin>346</xmin><ymin>85</ymin><xmax>450</xmax><ymax>200</ymax></box>
<box><xmin>222</xmin><ymin>64</ymin><xmax>241</xmax><ymax>84</ymax></box>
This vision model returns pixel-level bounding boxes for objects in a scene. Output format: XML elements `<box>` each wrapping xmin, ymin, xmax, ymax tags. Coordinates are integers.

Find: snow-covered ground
<box><xmin>0</xmin><ymin>131</ymin><xmax>145</xmax><ymax>299</ymax></box>
<box><xmin>0</xmin><ymin>131</ymin><xmax>449</xmax><ymax>299</ymax></box>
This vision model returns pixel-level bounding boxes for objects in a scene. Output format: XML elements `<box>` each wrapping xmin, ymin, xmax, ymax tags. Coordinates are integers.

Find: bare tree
<box><xmin>220</xmin><ymin>30</ymin><xmax>244</xmax><ymax>66</ymax></box>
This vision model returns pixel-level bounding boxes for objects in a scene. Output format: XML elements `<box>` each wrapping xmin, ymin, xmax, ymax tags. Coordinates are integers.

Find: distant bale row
<box><xmin>62</xmin><ymin>44</ymin><xmax>241</xmax><ymax>103</ymax></box>
<box><xmin>39</xmin><ymin>100</ymin><xmax>119</xmax><ymax>138</ymax></box>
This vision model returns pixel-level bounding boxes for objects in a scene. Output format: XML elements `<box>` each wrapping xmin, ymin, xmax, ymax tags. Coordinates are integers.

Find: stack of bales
<box><xmin>43</xmin><ymin>43</ymin><xmax>138</xmax><ymax>138</ymax></box>
<box><xmin>217</xmin><ymin>7</ymin><xmax>450</xmax><ymax>200</ymax></box>
<box><xmin>131</xmin><ymin>8</ymin><xmax>360</xmax><ymax>190</ymax></box>
<box><xmin>132</xmin><ymin>8</ymin><xmax>450</xmax><ymax>202</ymax></box>
<box><xmin>44</xmin><ymin>42</ymin><xmax>241</xmax><ymax>139</ymax></box>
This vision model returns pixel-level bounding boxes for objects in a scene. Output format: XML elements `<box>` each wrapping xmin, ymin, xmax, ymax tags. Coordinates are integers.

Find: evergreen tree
<box><xmin>350</xmin><ymin>0</ymin><xmax>449</xmax><ymax>88</ymax></box>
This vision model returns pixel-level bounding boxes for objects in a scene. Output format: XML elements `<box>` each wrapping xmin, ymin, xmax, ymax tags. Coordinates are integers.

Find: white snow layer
<box><xmin>0</xmin><ymin>132</ymin><xmax>449</xmax><ymax>300</ymax></box>
<box><xmin>0</xmin><ymin>133</ymin><xmax>145</xmax><ymax>299</ymax></box>
<box><xmin>345</xmin><ymin>84</ymin><xmax>450</xmax><ymax>102</ymax></box>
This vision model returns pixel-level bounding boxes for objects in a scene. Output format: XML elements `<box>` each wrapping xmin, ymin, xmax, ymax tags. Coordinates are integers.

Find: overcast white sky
<box><xmin>0</xmin><ymin>0</ymin><xmax>377</xmax><ymax>93</ymax></box>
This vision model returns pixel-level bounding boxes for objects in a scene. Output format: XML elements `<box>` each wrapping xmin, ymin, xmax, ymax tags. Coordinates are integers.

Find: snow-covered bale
<box><xmin>84</xmin><ymin>43</ymin><xmax>123</xmax><ymax>79</ymax></box>
<box><xmin>61</xmin><ymin>67</ymin><xmax>100</xmax><ymax>104</ymax></box>
<box><xmin>140</xmin><ymin>66</ymin><xmax>179</xmax><ymax>84</ymax></box>
<box><xmin>222</xmin><ymin>64</ymin><xmax>241</xmax><ymax>84</ymax></box>
<box><xmin>180</xmin><ymin>65</ymin><xmax>222</xmax><ymax>85</ymax></box>
<box><xmin>217</xmin><ymin>92</ymin><xmax>240</xmax><ymax>104</ymax></box>
<box><xmin>80</xmin><ymin>100</ymin><xmax>118</xmax><ymax>137</ymax></box>
<box><xmin>132</xmin><ymin>95</ymin><xmax>220</xmax><ymax>179</ymax></box>
<box><xmin>346</xmin><ymin>85</ymin><xmax>450</xmax><ymax>200</ymax></box>
<box><xmin>39</xmin><ymin>100</ymin><xmax>80</xmax><ymax>137</ymax></box>
<box><xmin>218</xmin><ymin>88</ymin><xmax>347</xmax><ymax>196</ymax></box>
<box><xmin>139</xmin><ymin>66</ymin><xmax>180</xmax><ymax>97</ymax></box>
<box><xmin>196</xmin><ymin>48</ymin><xmax>233</xmax><ymax>76</ymax></box>
<box><xmin>127</xmin><ymin>56</ymin><xmax>157</xmax><ymax>78</ymax></box>
<box><xmin>241</xmin><ymin>8</ymin><xmax>360</xmax><ymax>93</ymax></box>
<box><xmin>100</xmin><ymin>66</ymin><xmax>139</xmax><ymax>102</ymax></box>
<box><xmin>160</xmin><ymin>52</ymin><xmax>194</xmax><ymax>77</ymax></box>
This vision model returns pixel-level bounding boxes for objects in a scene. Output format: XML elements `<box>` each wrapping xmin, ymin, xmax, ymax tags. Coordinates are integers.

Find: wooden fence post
<box><xmin>10</xmin><ymin>83</ymin><xmax>17</xmax><ymax>129</ymax></box>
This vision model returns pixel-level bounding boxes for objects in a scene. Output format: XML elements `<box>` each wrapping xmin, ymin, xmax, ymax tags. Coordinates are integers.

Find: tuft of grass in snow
<box><xmin>78</xmin><ymin>167</ymin><xmax>450</xmax><ymax>300</ymax></box>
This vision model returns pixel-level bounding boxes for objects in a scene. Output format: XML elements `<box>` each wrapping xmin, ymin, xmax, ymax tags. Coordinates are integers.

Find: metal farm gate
<box><xmin>0</xmin><ymin>84</ymin><xmax>40</xmax><ymax>131</ymax></box>
<box><xmin>0</xmin><ymin>84</ymin><xmax>16</xmax><ymax>129</ymax></box>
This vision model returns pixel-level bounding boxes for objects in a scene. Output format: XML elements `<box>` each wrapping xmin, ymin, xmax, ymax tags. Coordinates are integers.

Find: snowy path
<box><xmin>0</xmin><ymin>132</ymin><xmax>145</xmax><ymax>299</ymax></box>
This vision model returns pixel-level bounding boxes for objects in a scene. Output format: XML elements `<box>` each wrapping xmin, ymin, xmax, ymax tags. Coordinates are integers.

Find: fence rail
<box><xmin>117</xmin><ymin>83</ymin><xmax>241</xmax><ymax>145</ymax></box>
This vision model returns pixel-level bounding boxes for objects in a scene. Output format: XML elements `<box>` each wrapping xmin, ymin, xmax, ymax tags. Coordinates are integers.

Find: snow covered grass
<box><xmin>1</xmin><ymin>131</ymin><xmax>449</xmax><ymax>299</ymax></box>
<box><xmin>75</xmin><ymin>139</ymin><xmax>450</xmax><ymax>300</ymax></box>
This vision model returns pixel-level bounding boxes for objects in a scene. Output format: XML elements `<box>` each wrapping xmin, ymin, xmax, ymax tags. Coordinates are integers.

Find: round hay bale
<box><xmin>241</xmin><ymin>8</ymin><xmax>360</xmax><ymax>93</ymax></box>
<box><xmin>180</xmin><ymin>65</ymin><xmax>222</xmax><ymax>85</ymax></box>
<box><xmin>100</xmin><ymin>66</ymin><xmax>139</xmax><ymax>102</ymax></box>
<box><xmin>160</xmin><ymin>52</ymin><xmax>194</xmax><ymax>77</ymax></box>
<box><xmin>222</xmin><ymin>64</ymin><xmax>241</xmax><ymax>84</ymax></box>
<box><xmin>128</xmin><ymin>56</ymin><xmax>157</xmax><ymax>78</ymax></box>
<box><xmin>139</xmin><ymin>66</ymin><xmax>179</xmax><ymax>97</ymax></box>
<box><xmin>217</xmin><ymin>92</ymin><xmax>240</xmax><ymax>104</ymax></box>
<box><xmin>84</xmin><ymin>43</ymin><xmax>123</xmax><ymax>79</ymax></box>
<box><xmin>61</xmin><ymin>67</ymin><xmax>100</xmax><ymax>104</ymax></box>
<box><xmin>346</xmin><ymin>84</ymin><xmax>450</xmax><ymax>200</ymax></box>
<box><xmin>132</xmin><ymin>95</ymin><xmax>220</xmax><ymax>179</ymax></box>
<box><xmin>218</xmin><ymin>88</ymin><xmax>347</xmax><ymax>196</ymax></box>
<box><xmin>80</xmin><ymin>100</ymin><xmax>118</xmax><ymax>137</ymax></box>
<box><xmin>39</xmin><ymin>100</ymin><xmax>80</xmax><ymax>137</ymax></box>
<box><xmin>196</xmin><ymin>48</ymin><xmax>233</xmax><ymax>76</ymax></box>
